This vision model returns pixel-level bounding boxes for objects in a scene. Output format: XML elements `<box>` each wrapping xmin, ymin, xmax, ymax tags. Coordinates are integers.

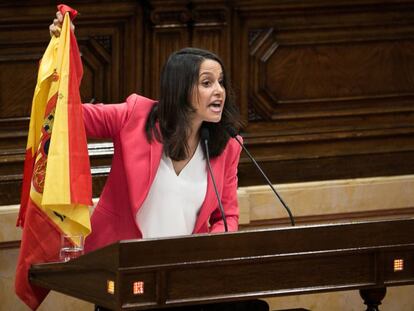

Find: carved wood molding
<box><xmin>148</xmin><ymin>0</ymin><xmax>228</xmax><ymax>27</ymax></box>
<box><xmin>234</xmin><ymin>0</ymin><xmax>414</xmax><ymax>122</ymax></box>
<box><xmin>232</xmin><ymin>1</ymin><xmax>414</xmax><ymax>186</ymax></box>
<box><xmin>247</xmin><ymin>24</ymin><xmax>414</xmax><ymax>122</ymax></box>
<box><xmin>234</xmin><ymin>0</ymin><xmax>414</xmax><ymax>15</ymax></box>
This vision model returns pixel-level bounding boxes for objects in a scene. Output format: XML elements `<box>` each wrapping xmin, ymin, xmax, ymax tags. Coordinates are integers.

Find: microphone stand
<box><xmin>231</xmin><ymin>132</ymin><xmax>295</xmax><ymax>226</ymax></box>
<box><xmin>201</xmin><ymin>128</ymin><xmax>228</xmax><ymax>232</ymax></box>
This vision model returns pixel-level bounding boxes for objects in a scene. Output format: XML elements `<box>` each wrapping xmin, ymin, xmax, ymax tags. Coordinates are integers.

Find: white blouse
<box><xmin>136</xmin><ymin>143</ymin><xmax>207</xmax><ymax>239</ymax></box>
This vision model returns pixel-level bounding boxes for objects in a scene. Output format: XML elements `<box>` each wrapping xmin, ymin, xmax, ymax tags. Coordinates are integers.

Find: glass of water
<box><xmin>59</xmin><ymin>233</ymin><xmax>84</xmax><ymax>262</ymax></box>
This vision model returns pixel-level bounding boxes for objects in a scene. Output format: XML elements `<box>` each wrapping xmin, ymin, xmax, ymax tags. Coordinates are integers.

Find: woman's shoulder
<box><xmin>123</xmin><ymin>93</ymin><xmax>157</xmax><ymax>122</ymax></box>
<box><xmin>119</xmin><ymin>93</ymin><xmax>157</xmax><ymax>132</ymax></box>
<box><xmin>221</xmin><ymin>134</ymin><xmax>243</xmax><ymax>160</ymax></box>
<box><xmin>125</xmin><ymin>93</ymin><xmax>156</xmax><ymax>113</ymax></box>
<box><xmin>227</xmin><ymin>133</ymin><xmax>243</xmax><ymax>149</ymax></box>
<box><xmin>126</xmin><ymin>93</ymin><xmax>155</xmax><ymax>105</ymax></box>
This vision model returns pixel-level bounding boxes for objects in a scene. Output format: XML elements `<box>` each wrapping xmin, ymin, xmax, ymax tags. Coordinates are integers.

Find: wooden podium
<box><xmin>29</xmin><ymin>218</ymin><xmax>414</xmax><ymax>310</ymax></box>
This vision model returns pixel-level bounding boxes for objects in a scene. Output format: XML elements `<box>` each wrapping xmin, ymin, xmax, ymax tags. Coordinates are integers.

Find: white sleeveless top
<box><xmin>136</xmin><ymin>143</ymin><xmax>207</xmax><ymax>239</ymax></box>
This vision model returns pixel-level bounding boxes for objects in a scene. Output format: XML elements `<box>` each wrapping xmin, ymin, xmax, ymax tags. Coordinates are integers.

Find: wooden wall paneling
<box><xmin>1</xmin><ymin>0</ymin><xmax>414</xmax><ymax>204</ymax></box>
<box><xmin>238</xmin><ymin>151</ymin><xmax>414</xmax><ymax>186</ymax></box>
<box><xmin>191</xmin><ymin>1</ymin><xmax>231</xmax><ymax>69</ymax></box>
<box><xmin>79</xmin><ymin>36</ymin><xmax>111</xmax><ymax>103</ymax></box>
<box><xmin>148</xmin><ymin>28</ymin><xmax>190</xmax><ymax>99</ymax></box>
<box><xmin>233</xmin><ymin>0</ymin><xmax>414</xmax><ymax>185</ymax></box>
<box><xmin>0</xmin><ymin>1</ymin><xmax>144</xmax><ymax>204</ymax></box>
<box><xmin>124</xmin><ymin>4</ymin><xmax>144</xmax><ymax>97</ymax></box>
<box><xmin>73</xmin><ymin>1</ymin><xmax>143</xmax><ymax>103</ymax></box>
<box><xmin>145</xmin><ymin>0</ymin><xmax>231</xmax><ymax>99</ymax></box>
<box><xmin>230</xmin><ymin>2</ymin><xmax>243</xmax><ymax>120</ymax></box>
<box><xmin>145</xmin><ymin>1</ymin><xmax>192</xmax><ymax>99</ymax></box>
<box><xmin>0</xmin><ymin>4</ymin><xmax>57</xmax><ymax>205</ymax></box>
<box><xmin>71</xmin><ymin>1</ymin><xmax>144</xmax><ymax>198</ymax></box>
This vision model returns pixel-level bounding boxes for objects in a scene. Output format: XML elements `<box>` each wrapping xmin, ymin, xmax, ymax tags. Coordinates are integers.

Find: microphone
<box><xmin>200</xmin><ymin>127</ymin><xmax>228</xmax><ymax>232</ymax></box>
<box><xmin>226</xmin><ymin>126</ymin><xmax>295</xmax><ymax>226</ymax></box>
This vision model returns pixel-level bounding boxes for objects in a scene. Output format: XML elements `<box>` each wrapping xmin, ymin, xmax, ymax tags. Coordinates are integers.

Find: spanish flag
<box><xmin>15</xmin><ymin>5</ymin><xmax>92</xmax><ymax>310</ymax></box>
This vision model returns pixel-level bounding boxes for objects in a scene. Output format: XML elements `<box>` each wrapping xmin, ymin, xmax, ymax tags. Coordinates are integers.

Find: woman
<box><xmin>82</xmin><ymin>48</ymin><xmax>242</xmax><ymax>251</ymax></box>
<box><xmin>50</xmin><ymin>11</ymin><xmax>268</xmax><ymax>311</ymax></box>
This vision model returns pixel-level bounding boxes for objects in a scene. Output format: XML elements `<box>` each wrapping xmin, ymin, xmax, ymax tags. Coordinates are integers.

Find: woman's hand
<box><xmin>49</xmin><ymin>11</ymin><xmax>75</xmax><ymax>37</ymax></box>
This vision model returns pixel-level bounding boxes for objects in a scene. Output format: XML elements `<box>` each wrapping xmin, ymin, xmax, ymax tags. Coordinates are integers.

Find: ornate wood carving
<box><xmin>0</xmin><ymin>0</ymin><xmax>414</xmax><ymax>204</ymax></box>
<box><xmin>234</xmin><ymin>0</ymin><xmax>414</xmax><ymax>185</ymax></box>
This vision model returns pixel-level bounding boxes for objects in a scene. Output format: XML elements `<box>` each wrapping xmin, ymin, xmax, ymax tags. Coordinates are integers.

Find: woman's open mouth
<box><xmin>208</xmin><ymin>101</ymin><xmax>222</xmax><ymax>113</ymax></box>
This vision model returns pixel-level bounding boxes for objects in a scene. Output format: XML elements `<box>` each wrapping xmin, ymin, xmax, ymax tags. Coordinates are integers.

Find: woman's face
<box><xmin>190</xmin><ymin>59</ymin><xmax>226</xmax><ymax>128</ymax></box>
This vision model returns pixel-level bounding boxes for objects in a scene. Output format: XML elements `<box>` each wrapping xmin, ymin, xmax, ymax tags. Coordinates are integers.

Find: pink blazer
<box><xmin>83</xmin><ymin>94</ymin><xmax>242</xmax><ymax>252</ymax></box>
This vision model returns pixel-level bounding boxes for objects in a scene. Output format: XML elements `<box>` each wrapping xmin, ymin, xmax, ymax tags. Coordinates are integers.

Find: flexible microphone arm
<box><xmin>201</xmin><ymin>127</ymin><xmax>228</xmax><ymax>232</ymax></box>
<box><xmin>226</xmin><ymin>127</ymin><xmax>295</xmax><ymax>226</ymax></box>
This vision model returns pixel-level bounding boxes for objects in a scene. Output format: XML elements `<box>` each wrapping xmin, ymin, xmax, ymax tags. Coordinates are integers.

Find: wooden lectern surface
<box><xmin>29</xmin><ymin>218</ymin><xmax>414</xmax><ymax>310</ymax></box>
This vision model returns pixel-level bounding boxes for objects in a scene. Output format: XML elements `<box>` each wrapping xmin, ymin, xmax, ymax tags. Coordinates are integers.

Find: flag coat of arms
<box><xmin>15</xmin><ymin>5</ymin><xmax>92</xmax><ymax>310</ymax></box>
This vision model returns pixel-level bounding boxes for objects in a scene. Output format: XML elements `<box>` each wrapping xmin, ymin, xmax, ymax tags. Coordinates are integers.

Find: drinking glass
<box><xmin>59</xmin><ymin>234</ymin><xmax>84</xmax><ymax>262</ymax></box>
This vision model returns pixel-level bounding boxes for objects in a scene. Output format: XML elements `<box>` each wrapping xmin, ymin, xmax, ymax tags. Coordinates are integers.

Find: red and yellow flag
<box><xmin>15</xmin><ymin>5</ymin><xmax>92</xmax><ymax>310</ymax></box>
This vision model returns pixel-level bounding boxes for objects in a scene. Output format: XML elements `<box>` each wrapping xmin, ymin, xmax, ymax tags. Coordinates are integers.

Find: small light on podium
<box><xmin>133</xmin><ymin>281</ymin><xmax>145</xmax><ymax>295</ymax></box>
<box><xmin>107</xmin><ymin>280</ymin><xmax>115</xmax><ymax>294</ymax></box>
<box><xmin>393</xmin><ymin>259</ymin><xmax>404</xmax><ymax>272</ymax></box>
